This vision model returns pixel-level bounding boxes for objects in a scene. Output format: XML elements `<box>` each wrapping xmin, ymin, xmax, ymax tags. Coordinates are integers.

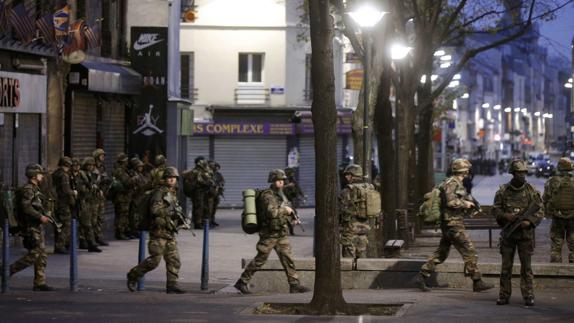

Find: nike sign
<box><xmin>133</xmin><ymin>33</ymin><xmax>164</xmax><ymax>51</ymax></box>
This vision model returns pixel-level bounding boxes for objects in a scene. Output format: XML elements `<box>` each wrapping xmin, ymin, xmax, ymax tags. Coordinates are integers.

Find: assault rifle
<box><xmin>501</xmin><ymin>202</ymin><xmax>540</xmax><ymax>239</ymax></box>
<box><xmin>281</xmin><ymin>200</ymin><xmax>305</xmax><ymax>233</ymax></box>
<box><xmin>45</xmin><ymin>213</ymin><xmax>63</xmax><ymax>233</ymax></box>
<box><xmin>173</xmin><ymin>205</ymin><xmax>196</xmax><ymax>237</ymax></box>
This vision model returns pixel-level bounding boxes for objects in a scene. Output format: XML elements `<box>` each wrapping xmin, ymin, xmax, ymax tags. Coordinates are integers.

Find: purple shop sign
<box><xmin>193</xmin><ymin>122</ymin><xmax>295</xmax><ymax>136</ymax></box>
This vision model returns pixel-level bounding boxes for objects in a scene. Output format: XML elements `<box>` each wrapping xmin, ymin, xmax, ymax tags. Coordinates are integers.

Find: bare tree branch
<box><xmin>438</xmin><ymin>0</ymin><xmax>468</xmax><ymax>42</ymax></box>
<box><xmin>331</xmin><ymin>0</ymin><xmax>364</xmax><ymax>58</ymax></box>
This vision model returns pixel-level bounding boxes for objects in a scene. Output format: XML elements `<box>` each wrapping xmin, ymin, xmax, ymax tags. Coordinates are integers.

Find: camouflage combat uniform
<box><xmin>112</xmin><ymin>155</ymin><xmax>134</xmax><ymax>239</ymax></box>
<box><xmin>150</xmin><ymin>154</ymin><xmax>167</xmax><ymax>188</ymax></box>
<box><xmin>129</xmin><ymin>158</ymin><xmax>152</xmax><ymax>235</ymax></box>
<box><xmin>93</xmin><ymin>149</ymin><xmax>109</xmax><ymax>244</ymax></box>
<box><xmin>238</xmin><ymin>188</ymin><xmax>300</xmax><ymax>287</ymax></box>
<box><xmin>339</xmin><ymin>179</ymin><xmax>374</xmax><ymax>259</ymax></box>
<box><xmin>76</xmin><ymin>160</ymin><xmax>101</xmax><ymax>250</ymax></box>
<box><xmin>10</xmin><ymin>167</ymin><xmax>49</xmax><ymax>289</ymax></box>
<box><xmin>208</xmin><ymin>162</ymin><xmax>224</xmax><ymax>226</ymax></box>
<box><xmin>493</xmin><ymin>176</ymin><xmax>542</xmax><ymax>302</ymax></box>
<box><xmin>127</xmin><ymin>174</ymin><xmax>184</xmax><ymax>292</ymax></box>
<box><xmin>183</xmin><ymin>160</ymin><xmax>214</xmax><ymax>228</ymax></box>
<box><xmin>543</xmin><ymin>158</ymin><xmax>574</xmax><ymax>263</ymax></box>
<box><xmin>52</xmin><ymin>159</ymin><xmax>76</xmax><ymax>252</ymax></box>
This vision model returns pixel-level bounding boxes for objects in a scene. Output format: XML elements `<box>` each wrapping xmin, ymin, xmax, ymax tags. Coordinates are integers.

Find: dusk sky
<box><xmin>539</xmin><ymin>2</ymin><xmax>574</xmax><ymax>62</ymax></box>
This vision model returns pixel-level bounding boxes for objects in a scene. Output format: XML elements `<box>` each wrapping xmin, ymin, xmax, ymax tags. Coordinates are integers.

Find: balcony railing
<box><xmin>234</xmin><ymin>86</ymin><xmax>269</xmax><ymax>105</ymax></box>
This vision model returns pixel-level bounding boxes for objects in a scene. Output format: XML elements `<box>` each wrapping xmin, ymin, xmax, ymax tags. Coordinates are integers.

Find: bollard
<box><xmin>70</xmin><ymin>218</ymin><xmax>78</xmax><ymax>291</ymax></box>
<box><xmin>200</xmin><ymin>217</ymin><xmax>209</xmax><ymax>290</ymax></box>
<box><xmin>137</xmin><ymin>231</ymin><xmax>147</xmax><ymax>291</ymax></box>
<box><xmin>2</xmin><ymin>218</ymin><xmax>9</xmax><ymax>293</ymax></box>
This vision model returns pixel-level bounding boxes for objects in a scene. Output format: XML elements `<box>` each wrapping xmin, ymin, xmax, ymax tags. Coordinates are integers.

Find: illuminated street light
<box><xmin>514</xmin><ymin>107</ymin><xmax>521</xmax><ymax>112</ymax></box>
<box><xmin>431</xmin><ymin>75</ymin><xmax>438</xmax><ymax>81</ymax></box>
<box><xmin>440</xmin><ymin>55</ymin><xmax>452</xmax><ymax>61</ymax></box>
<box><xmin>448</xmin><ymin>80</ymin><xmax>460</xmax><ymax>88</ymax></box>
<box><xmin>434</xmin><ymin>50</ymin><xmax>446</xmax><ymax>57</ymax></box>
<box><xmin>440</xmin><ymin>62</ymin><xmax>451</xmax><ymax>68</ymax></box>
<box><xmin>521</xmin><ymin>108</ymin><xmax>527</xmax><ymax>114</ymax></box>
<box><xmin>348</xmin><ymin>5</ymin><xmax>387</xmax><ymax>27</ymax></box>
<box><xmin>453</xmin><ymin>74</ymin><xmax>461</xmax><ymax>80</ymax></box>
<box><xmin>481</xmin><ymin>103</ymin><xmax>490</xmax><ymax>108</ymax></box>
<box><xmin>420</xmin><ymin>75</ymin><xmax>427</xmax><ymax>83</ymax></box>
<box><xmin>566</xmin><ymin>83</ymin><xmax>573</xmax><ymax>89</ymax></box>
<box><xmin>461</xmin><ymin>93</ymin><xmax>469</xmax><ymax>99</ymax></box>
<box><xmin>504</xmin><ymin>107</ymin><xmax>512</xmax><ymax>113</ymax></box>
<box><xmin>390</xmin><ymin>43</ymin><xmax>412</xmax><ymax>60</ymax></box>
<box><xmin>534</xmin><ymin>111</ymin><xmax>541</xmax><ymax>117</ymax></box>
<box><xmin>493</xmin><ymin>104</ymin><xmax>501</xmax><ymax>110</ymax></box>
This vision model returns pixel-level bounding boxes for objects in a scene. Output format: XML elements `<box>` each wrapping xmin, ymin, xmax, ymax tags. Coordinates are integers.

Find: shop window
<box><xmin>238</xmin><ymin>53</ymin><xmax>264</xmax><ymax>84</ymax></box>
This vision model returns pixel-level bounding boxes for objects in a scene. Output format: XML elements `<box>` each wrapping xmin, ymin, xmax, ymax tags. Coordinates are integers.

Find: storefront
<box><xmin>188</xmin><ymin>109</ymin><xmax>352</xmax><ymax>207</ymax></box>
<box><xmin>66</xmin><ymin>60</ymin><xmax>141</xmax><ymax>169</ymax></box>
<box><xmin>0</xmin><ymin>70</ymin><xmax>47</xmax><ymax>187</ymax></box>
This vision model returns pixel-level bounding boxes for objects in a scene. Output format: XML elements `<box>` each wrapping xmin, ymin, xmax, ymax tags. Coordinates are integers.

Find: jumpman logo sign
<box><xmin>133</xmin><ymin>104</ymin><xmax>164</xmax><ymax>137</ymax></box>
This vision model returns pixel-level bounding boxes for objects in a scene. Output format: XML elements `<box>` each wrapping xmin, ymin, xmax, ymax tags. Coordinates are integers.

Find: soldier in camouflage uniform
<box><xmin>76</xmin><ymin>157</ymin><xmax>102</xmax><ymax>253</ymax></box>
<box><xmin>92</xmin><ymin>148</ymin><xmax>109</xmax><ymax>246</ymax></box>
<box><xmin>493</xmin><ymin>159</ymin><xmax>542</xmax><ymax>307</ymax></box>
<box><xmin>129</xmin><ymin>157</ymin><xmax>152</xmax><ymax>236</ymax></box>
<box><xmin>543</xmin><ymin>157</ymin><xmax>574</xmax><ymax>263</ymax></box>
<box><xmin>127</xmin><ymin>167</ymin><xmax>186</xmax><ymax>294</ymax></box>
<box><xmin>415</xmin><ymin>158</ymin><xmax>493</xmax><ymax>292</ymax></box>
<box><xmin>339</xmin><ymin>164</ymin><xmax>372</xmax><ymax>259</ymax></box>
<box><xmin>38</xmin><ymin>167</ymin><xmax>57</xmax><ymax>236</ymax></box>
<box><xmin>150</xmin><ymin>154</ymin><xmax>167</xmax><ymax>187</ymax></box>
<box><xmin>183</xmin><ymin>156</ymin><xmax>215</xmax><ymax>229</ymax></box>
<box><xmin>112</xmin><ymin>153</ymin><xmax>134</xmax><ymax>240</ymax></box>
<box><xmin>70</xmin><ymin>158</ymin><xmax>84</xmax><ymax>248</ymax></box>
<box><xmin>52</xmin><ymin>157</ymin><xmax>77</xmax><ymax>254</ymax></box>
<box><xmin>234</xmin><ymin>169</ymin><xmax>310</xmax><ymax>294</ymax></box>
<box><xmin>9</xmin><ymin>164</ymin><xmax>54</xmax><ymax>291</ymax></box>
<box><xmin>208</xmin><ymin>160</ymin><xmax>224</xmax><ymax>227</ymax></box>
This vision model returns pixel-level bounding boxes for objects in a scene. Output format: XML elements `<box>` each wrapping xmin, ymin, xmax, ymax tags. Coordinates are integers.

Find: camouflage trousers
<box><xmin>499</xmin><ymin>230</ymin><xmax>535</xmax><ymax>300</ymax></box>
<box><xmin>240</xmin><ymin>235</ymin><xmax>299</xmax><ymax>285</ymax></box>
<box><xmin>128</xmin><ymin>235</ymin><xmax>181</xmax><ymax>286</ymax></box>
<box><xmin>549</xmin><ymin>217</ymin><xmax>574</xmax><ymax>263</ymax></box>
<box><xmin>191</xmin><ymin>191</ymin><xmax>212</xmax><ymax>226</ymax></box>
<box><xmin>78</xmin><ymin>200</ymin><xmax>97</xmax><ymax>246</ymax></box>
<box><xmin>10</xmin><ymin>227</ymin><xmax>47</xmax><ymax>287</ymax></box>
<box><xmin>93</xmin><ymin>197</ymin><xmax>106</xmax><ymax>241</ymax></box>
<box><xmin>54</xmin><ymin>205</ymin><xmax>72</xmax><ymax>250</ymax></box>
<box><xmin>113</xmin><ymin>196</ymin><xmax>131</xmax><ymax>236</ymax></box>
<box><xmin>340</xmin><ymin>220</ymin><xmax>370</xmax><ymax>259</ymax></box>
<box><xmin>420</xmin><ymin>225</ymin><xmax>482</xmax><ymax>280</ymax></box>
<box><xmin>210</xmin><ymin>195</ymin><xmax>221</xmax><ymax>224</ymax></box>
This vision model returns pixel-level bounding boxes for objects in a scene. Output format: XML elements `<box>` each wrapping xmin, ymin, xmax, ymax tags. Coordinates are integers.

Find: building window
<box><xmin>180</xmin><ymin>52</ymin><xmax>195</xmax><ymax>101</ymax></box>
<box><xmin>238</xmin><ymin>53</ymin><xmax>264</xmax><ymax>83</ymax></box>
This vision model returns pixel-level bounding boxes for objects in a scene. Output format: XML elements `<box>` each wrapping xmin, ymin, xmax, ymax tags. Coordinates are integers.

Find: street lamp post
<box><xmin>349</xmin><ymin>5</ymin><xmax>386</xmax><ymax>181</ymax></box>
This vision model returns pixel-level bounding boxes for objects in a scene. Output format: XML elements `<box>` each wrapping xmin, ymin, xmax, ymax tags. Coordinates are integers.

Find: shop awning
<box><xmin>69</xmin><ymin>60</ymin><xmax>141</xmax><ymax>95</ymax></box>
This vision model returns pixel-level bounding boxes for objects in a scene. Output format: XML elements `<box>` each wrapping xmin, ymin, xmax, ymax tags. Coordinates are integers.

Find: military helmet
<box><xmin>82</xmin><ymin>157</ymin><xmax>96</xmax><ymax>167</ymax></box>
<box><xmin>58</xmin><ymin>156</ymin><xmax>73</xmax><ymax>167</ymax></box>
<box><xmin>451</xmin><ymin>158</ymin><xmax>472</xmax><ymax>173</ymax></box>
<box><xmin>25</xmin><ymin>164</ymin><xmax>45</xmax><ymax>178</ymax></box>
<box><xmin>557</xmin><ymin>157</ymin><xmax>574</xmax><ymax>171</ymax></box>
<box><xmin>343</xmin><ymin>164</ymin><xmax>363</xmax><ymax>177</ymax></box>
<box><xmin>92</xmin><ymin>148</ymin><xmax>105</xmax><ymax>160</ymax></box>
<box><xmin>116</xmin><ymin>153</ymin><xmax>128</xmax><ymax>163</ymax></box>
<box><xmin>508</xmin><ymin>159</ymin><xmax>528</xmax><ymax>173</ymax></box>
<box><xmin>72</xmin><ymin>157</ymin><xmax>81</xmax><ymax>166</ymax></box>
<box><xmin>162</xmin><ymin>166</ymin><xmax>179</xmax><ymax>179</ymax></box>
<box><xmin>268</xmin><ymin>169</ymin><xmax>288</xmax><ymax>183</ymax></box>
<box><xmin>154</xmin><ymin>154</ymin><xmax>166</xmax><ymax>166</ymax></box>
<box><xmin>130</xmin><ymin>157</ymin><xmax>144</xmax><ymax>168</ymax></box>
<box><xmin>194</xmin><ymin>156</ymin><xmax>206</xmax><ymax>165</ymax></box>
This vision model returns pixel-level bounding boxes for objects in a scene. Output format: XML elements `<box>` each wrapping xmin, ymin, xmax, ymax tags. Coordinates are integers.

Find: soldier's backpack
<box><xmin>550</xmin><ymin>176</ymin><xmax>574</xmax><ymax>211</ymax></box>
<box><xmin>418</xmin><ymin>186</ymin><xmax>444</xmax><ymax>223</ymax></box>
<box><xmin>241</xmin><ymin>189</ymin><xmax>267</xmax><ymax>234</ymax></box>
<box><xmin>136</xmin><ymin>189</ymin><xmax>156</xmax><ymax>231</ymax></box>
<box><xmin>182</xmin><ymin>170</ymin><xmax>195</xmax><ymax>197</ymax></box>
<box><xmin>347</xmin><ymin>183</ymin><xmax>381</xmax><ymax>219</ymax></box>
<box><xmin>106</xmin><ymin>177</ymin><xmax>124</xmax><ymax>201</ymax></box>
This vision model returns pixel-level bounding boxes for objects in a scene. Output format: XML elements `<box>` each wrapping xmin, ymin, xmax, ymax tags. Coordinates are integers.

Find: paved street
<box><xmin>2</xmin><ymin>174</ymin><xmax>574</xmax><ymax>322</ymax></box>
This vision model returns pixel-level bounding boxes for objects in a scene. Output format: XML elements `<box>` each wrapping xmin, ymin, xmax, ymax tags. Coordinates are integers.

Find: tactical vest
<box><xmin>347</xmin><ymin>183</ymin><xmax>381</xmax><ymax>219</ymax></box>
<box><xmin>500</xmin><ymin>184</ymin><xmax>531</xmax><ymax>214</ymax></box>
<box><xmin>550</xmin><ymin>176</ymin><xmax>574</xmax><ymax>211</ymax></box>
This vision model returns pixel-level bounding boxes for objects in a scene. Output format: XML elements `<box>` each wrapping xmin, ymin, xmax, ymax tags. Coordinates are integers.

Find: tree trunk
<box><xmin>374</xmin><ymin>59</ymin><xmax>395</xmax><ymax>251</ymax></box>
<box><xmin>395</xmin><ymin>85</ymin><xmax>415</xmax><ymax>211</ymax></box>
<box><xmin>308</xmin><ymin>0</ymin><xmax>347</xmax><ymax>313</ymax></box>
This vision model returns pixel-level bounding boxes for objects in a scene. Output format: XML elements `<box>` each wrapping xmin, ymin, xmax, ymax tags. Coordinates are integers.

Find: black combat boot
<box><xmin>166</xmin><ymin>285</ymin><xmax>186</xmax><ymax>294</ymax></box>
<box><xmin>414</xmin><ymin>274</ymin><xmax>431</xmax><ymax>292</ymax></box>
<box><xmin>126</xmin><ymin>273</ymin><xmax>137</xmax><ymax>292</ymax></box>
<box><xmin>96</xmin><ymin>237</ymin><xmax>109</xmax><ymax>246</ymax></box>
<box><xmin>473</xmin><ymin>279</ymin><xmax>494</xmax><ymax>292</ymax></box>
<box><xmin>234</xmin><ymin>279</ymin><xmax>251</xmax><ymax>294</ymax></box>
<box><xmin>33</xmin><ymin>284</ymin><xmax>55</xmax><ymax>291</ymax></box>
<box><xmin>496</xmin><ymin>297</ymin><xmax>509</xmax><ymax>305</ymax></box>
<box><xmin>289</xmin><ymin>283</ymin><xmax>311</xmax><ymax>293</ymax></box>
<box><xmin>524</xmin><ymin>296</ymin><xmax>534</xmax><ymax>307</ymax></box>
<box><xmin>87</xmin><ymin>242</ymin><xmax>103</xmax><ymax>253</ymax></box>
